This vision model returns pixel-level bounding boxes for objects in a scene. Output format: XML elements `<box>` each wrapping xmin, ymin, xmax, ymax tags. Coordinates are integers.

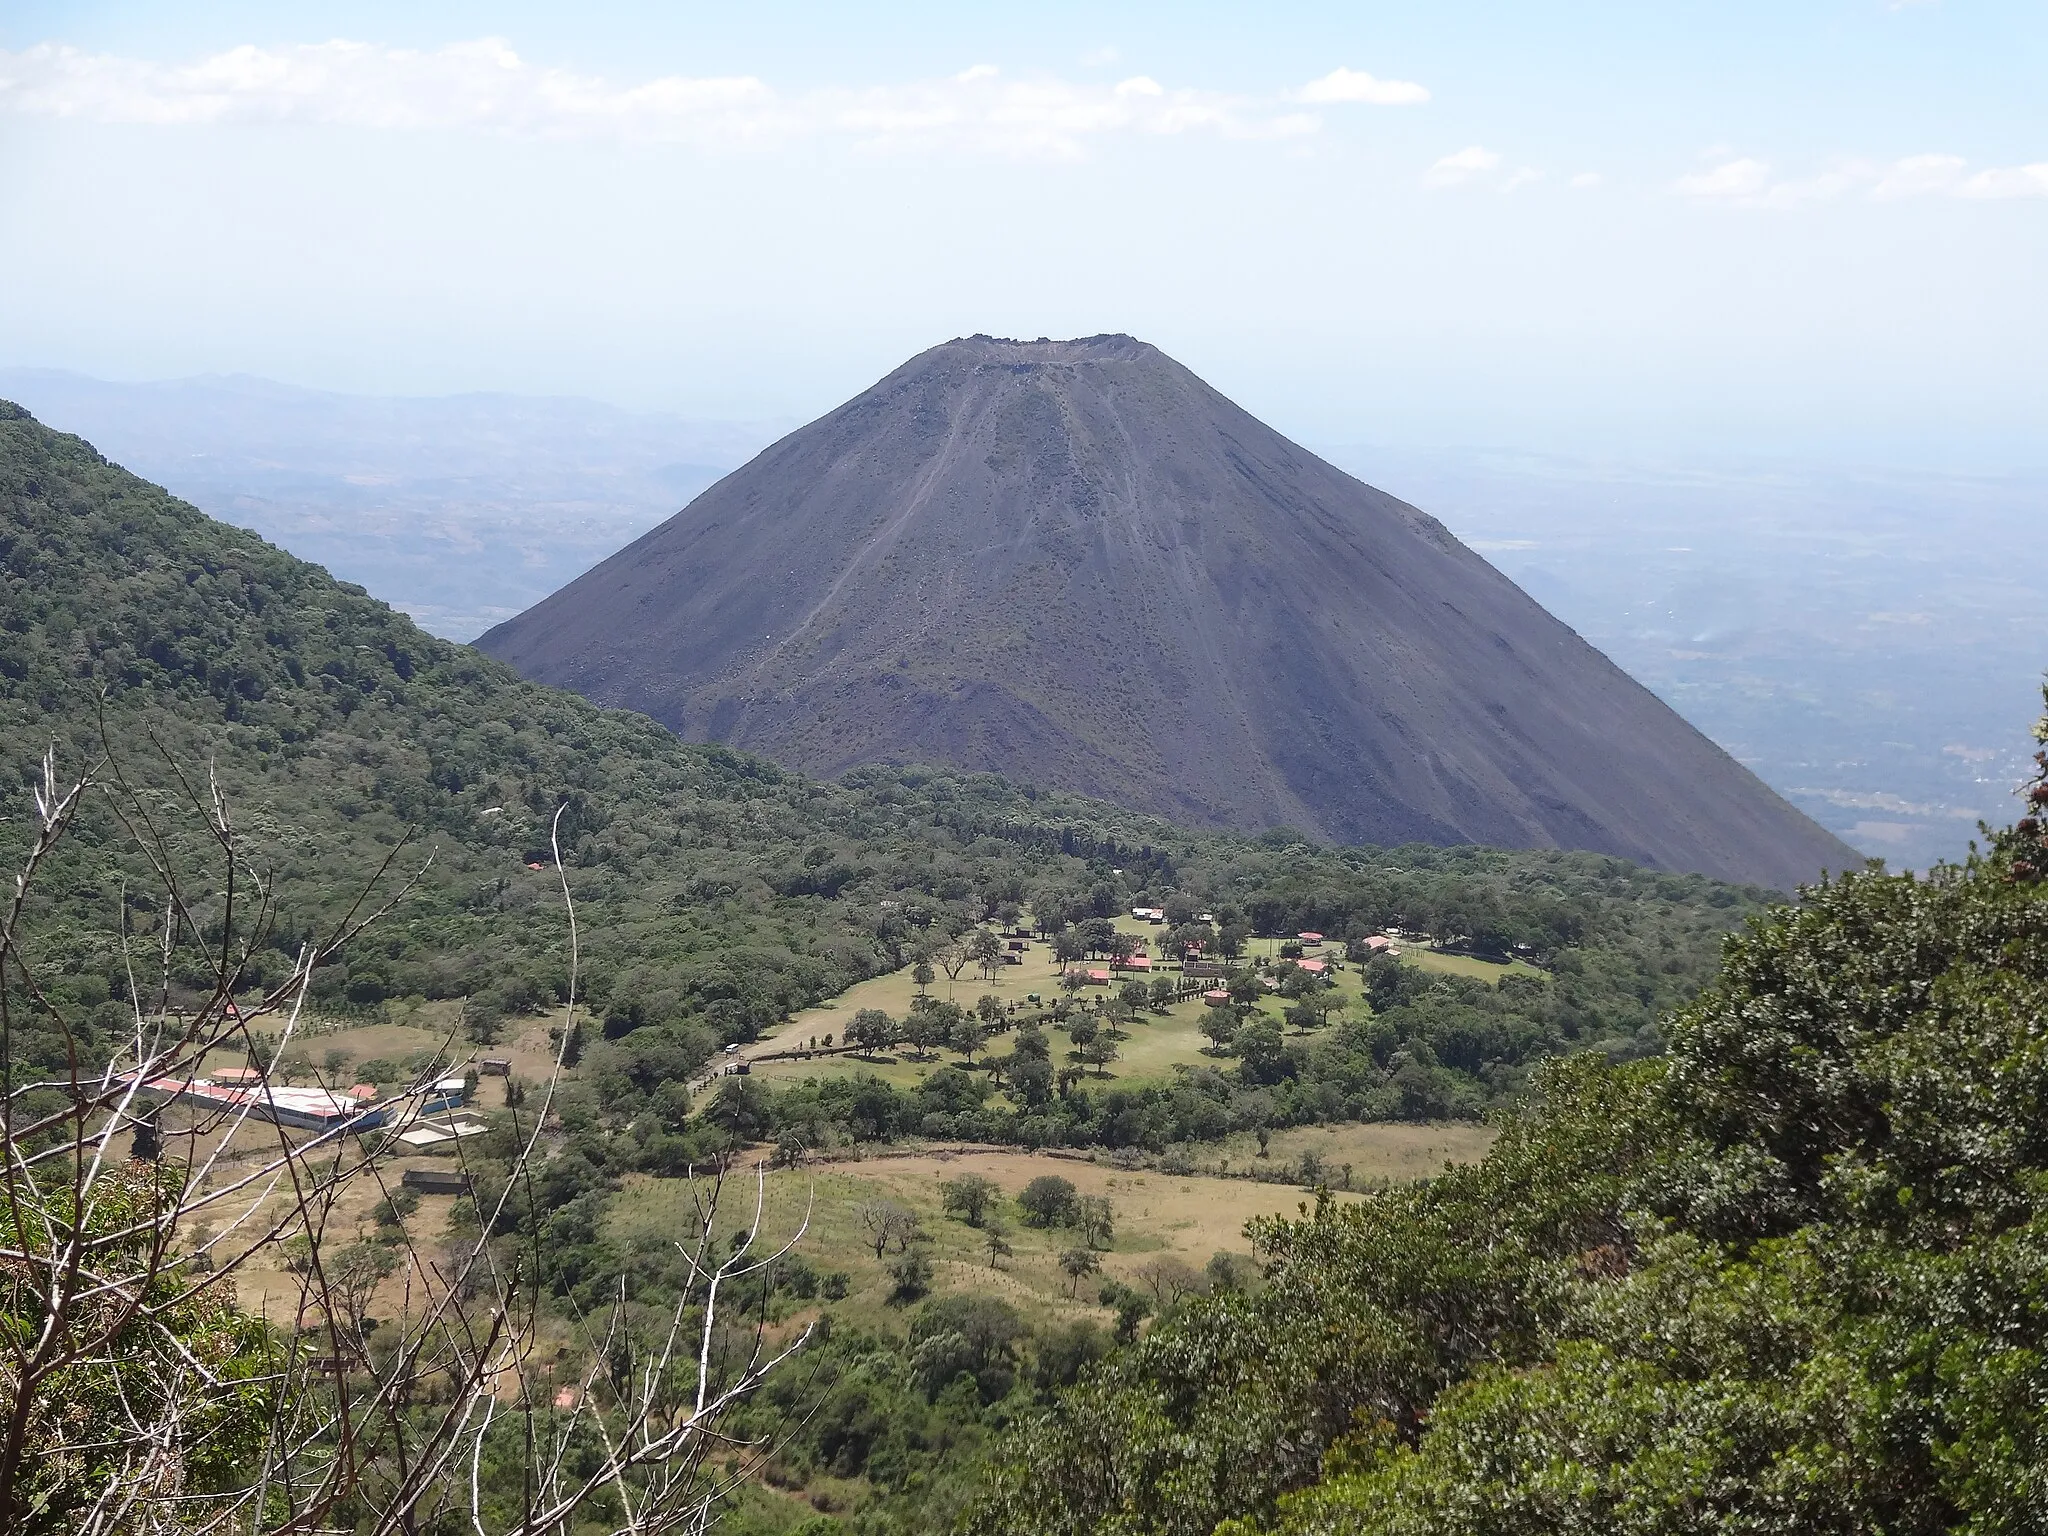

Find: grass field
<box><xmin>741</xmin><ymin>922</ymin><xmax>1543</xmax><ymax>1097</ymax></box>
<box><xmin>606</xmin><ymin>1128</ymin><xmax>1492</xmax><ymax>1332</ymax></box>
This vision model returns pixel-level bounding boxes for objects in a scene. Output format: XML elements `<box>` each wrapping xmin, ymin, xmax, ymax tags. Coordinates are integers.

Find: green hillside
<box><xmin>969</xmin><ymin>748</ymin><xmax>2048</xmax><ymax>1535</ymax></box>
<box><xmin>0</xmin><ymin>399</ymin><xmax>1769</xmax><ymax>1150</ymax></box>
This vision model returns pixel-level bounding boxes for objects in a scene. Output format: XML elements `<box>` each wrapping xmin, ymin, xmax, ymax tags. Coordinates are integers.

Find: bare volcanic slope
<box><xmin>479</xmin><ymin>336</ymin><xmax>1856</xmax><ymax>890</ymax></box>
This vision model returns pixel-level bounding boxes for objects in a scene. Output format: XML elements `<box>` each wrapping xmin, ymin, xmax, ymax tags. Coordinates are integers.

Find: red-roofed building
<box><xmin>1114</xmin><ymin>954</ymin><xmax>1153</xmax><ymax>971</ymax></box>
<box><xmin>1296</xmin><ymin>958</ymin><xmax>1327</xmax><ymax>975</ymax></box>
<box><xmin>1364</xmin><ymin>935</ymin><xmax>1392</xmax><ymax>952</ymax></box>
<box><xmin>1297</xmin><ymin>931</ymin><xmax>1324</xmax><ymax>943</ymax></box>
<box><xmin>1202</xmin><ymin>989</ymin><xmax>1231</xmax><ymax>1007</ymax></box>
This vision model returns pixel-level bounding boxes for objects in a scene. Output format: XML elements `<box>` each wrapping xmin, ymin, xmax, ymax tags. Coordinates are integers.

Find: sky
<box><xmin>2</xmin><ymin>1</ymin><xmax>2044</xmax><ymax>466</ymax></box>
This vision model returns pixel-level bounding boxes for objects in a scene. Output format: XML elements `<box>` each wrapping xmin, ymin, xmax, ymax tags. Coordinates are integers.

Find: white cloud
<box><xmin>1872</xmin><ymin>153</ymin><xmax>1964</xmax><ymax>198</ymax></box>
<box><xmin>1079</xmin><ymin>46</ymin><xmax>1121</xmax><ymax>68</ymax></box>
<box><xmin>1290</xmin><ymin>67</ymin><xmax>1429</xmax><ymax>106</ymax></box>
<box><xmin>0</xmin><ymin>38</ymin><xmax>1330</xmax><ymax>159</ymax></box>
<box><xmin>1423</xmin><ymin>145</ymin><xmax>1501</xmax><ymax>188</ymax></box>
<box><xmin>1678</xmin><ymin>149</ymin><xmax>2048</xmax><ymax>206</ymax></box>
<box><xmin>1502</xmin><ymin>167</ymin><xmax>1544</xmax><ymax>192</ymax></box>
<box><xmin>1568</xmin><ymin>171</ymin><xmax>1603</xmax><ymax>189</ymax></box>
<box><xmin>1673</xmin><ymin>157</ymin><xmax>1772</xmax><ymax>199</ymax></box>
<box><xmin>1958</xmin><ymin>162</ymin><xmax>2048</xmax><ymax>198</ymax></box>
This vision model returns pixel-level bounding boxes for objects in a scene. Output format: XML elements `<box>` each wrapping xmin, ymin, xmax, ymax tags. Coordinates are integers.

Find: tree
<box><xmin>1227</xmin><ymin>970</ymin><xmax>1265</xmax><ymax>1008</ymax></box>
<box><xmin>900</xmin><ymin>1006</ymin><xmax>942</xmax><ymax>1060</ymax></box>
<box><xmin>1076</xmin><ymin>1194</ymin><xmax>1115</xmax><ymax>1250</ymax></box>
<box><xmin>887</xmin><ymin>1246</ymin><xmax>934</xmax><ymax>1304</ymax></box>
<box><xmin>1018</xmin><ymin>1175</ymin><xmax>1079</xmax><ymax>1228</ymax></box>
<box><xmin>1108</xmin><ymin>931</ymin><xmax>1141</xmax><ymax>964</ymax></box>
<box><xmin>848</xmin><ymin>1007</ymin><xmax>896</xmax><ymax>1052</ymax></box>
<box><xmin>1098</xmin><ymin>1279</ymin><xmax>1154</xmax><ymax>1343</ymax></box>
<box><xmin>971</xmin><ymin>928</ymin><xmax>1006</xmax><ymax>980</ymax></box>
<box><xmin>1148</xmin><ymin>977</ymin><xmax>1176</xmax><ymax>1011</ymax></box>
<box><xmin>1217</xmin><ymin>922</ymin><xmax>1249</xmax><ymax>960</ymax></box>
<box><xmin>1199</xmin><ymin>1006</ymin><xmax>1239</xmax><ymax>1053</ymax></box>
<box><xmin>941</xmin><ymin>1174</ymin><xmax>1003</xmax><ymax>1228</ymax></box>
<box><xmin>983</xmin><ymin>1220</ymin><xmax>1014</xmax><ymax>1269</ymax></box>
<box><xmin>936</xmin><ymin>938</ymin><xmax>973</xmax><ymax>985</ymax></box>
<box><xmin>1079</xmin><ymin>1033</ymin><xmax>1118</xmax><ymax>1077</ymax></box>
<box><xmin>859</xmin><ymin>1201</ymin><xmax>921</xmax><ymax>1259</ymax></box>
<box><xmin>1236</xmin><ymin>1019</ymin><xmax>1288</xmax><ymax>1084</ymax></box>
<box><xmin>1053</xmin><ymin>927</ymin><xmax>1087</xmax><ymax>964</ymax></box>
<box><xmin>1058</xmin><ymin>1247</ymin><xmax>1101</xmax><ymax>1298</ymax></box>
<box><xmin>976</xmin><ymin>992</ymin><xmax>1006</xmax><ymax>1027</ymax></box>
<box><xmin>1066</xmin><ymin>1012</ymin><xmax>1100</xmax><ymax>1052</ymax></box>
<box><xmin>913</xmin><ymin>959</ymin><xmax>936</xmax><ymax>996</ymax></box>
<box><xmin>951</xmin><ymin>1013</ymin><xmax>988</xmax><ymax>1062</ymax></box>
<box><xmin>1118</xmin><ymin>980</ymin><xmax>1151</xmax><ymax>1014</ymax></box>
<box><xmin>1009</xmin><ymin>1055</ymin><xmax>1054</xmax><ymax>1108</ymax></box>
<box><xmin>1060</xmin><ymin>967</ymin><xmax>1088</xmax><ymax>1004</ymax></box>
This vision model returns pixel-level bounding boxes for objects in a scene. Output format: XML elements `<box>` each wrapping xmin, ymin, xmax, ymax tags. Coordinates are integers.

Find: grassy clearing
<box><xmin>743</xmin><ymin>924</ymin><xmax>1541</xmax><ymax>1101</ymax></box>
<box><xmin>608</xmin><ymin>1145</ymin><xmax>1447</xmax><ymax>1333</ymax></box>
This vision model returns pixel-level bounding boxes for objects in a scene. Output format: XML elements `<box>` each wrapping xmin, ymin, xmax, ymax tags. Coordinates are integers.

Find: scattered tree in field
<box><xmin>1108</xmin><ymin>931</ymin><xmax>1141</xmax><ymax>964</ymax></box>
<box><xmin>951</xmin><ymin>1013</ymin><xmax>988</xmax><ymax>1062</ymax></box>
<box><xmin>1066</xmin><ymin>1014</ymin><xmax>1099</xmax><ymax>1060</ymax></box>
<box><xmin>942</xmin><ymin>1173</ymin><xmax>1004</xmax><ymax>1228</ymax></box>
<box><xmin>859</xmin><ymin>1201</ymin><xmax>921</xmax><ymax>1259</ymax></box>
<box><xmin>1076</xmin><ymin>1194</ymin><xmax>1115</xmax><ymax>1250</ymax></box>
<box><xmin>1118</xmin><ymin>980</ymin><xmax>1151</xmax><ymax>1014</ymax></box>
<box><xmin>971</xmin><ymin>928</ymin><xmax>1006</xmax><ymax>980</ymax></box>
<box><xmin>1018</xmin><ymin>1175</ymin><xmax>1079</xmax><ymax>1228</ymax></box>
<box><xmin>1227</xmin><ymin>970</ymin><xmax>1265</xmax><ymax>1008</ymax></box>
<box><xmin>913</xmin><ymin>959</ymin><xmax>935</xmax><ymax>996</ymax></box>
<box><xmin>848</xmin><ymin>1007</ymin><xmax>896</xmax><ymax>1052</ymax></box>
<box><xmin>1058</xmin><ymin>1247</ymin><xmax>1101</xmax><ymax>1297</ymax></box>
<box><xmin>887</xmin><ymin>1246</ymin><xmax>934</xmax><ymax>1304</ymax></box>
<box><xmin>983</xmin><ymin>1220</ymin><xmax>1014</xmax><ymax>1269</ymax></box>
<box><xmin>1200</xmin><ymin>1006</ymin><xmax>1240</xmax><ymax>1053</ymax></box>
<box><xmin>936</xmin><ymin>938</ymin><xmax>974</xmax><ymax>985</ymax></box>
<box><xmin>1148</xmin><ymin>977</ymin><xmax>1176</xmax><ymax>1011</ymax></box>
<box><xmin>1078</xmin><ymin>1033</ymin><xmax>1118</xmax><ymax>1077</ymax></box>
<box><xmin>1053</xmin><ymin>927</ymin><xmax>1086</xmax><ymax>964</ymax></box>
<box><xmin>976</xmin><ymin>993</ymin><xmax>1005</xmax><ymax>1027</ymax></box>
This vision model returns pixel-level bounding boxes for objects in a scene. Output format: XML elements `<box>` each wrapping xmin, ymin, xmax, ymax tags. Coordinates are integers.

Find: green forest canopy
<box><xmin>967</xmin><ymin>720</ymin><xmax>2048</xmax><ymax>1535</ymax></box>
<box><xmin>3</xmin><ymin>398</ymin><xmax>1769</xmax><ymax>1149</ymax></box>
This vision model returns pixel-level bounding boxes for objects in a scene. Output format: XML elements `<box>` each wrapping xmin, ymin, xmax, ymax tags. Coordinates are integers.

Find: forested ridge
<box><xmin>16</xmin><ymin>394</ymin><xmax>2030</xmax><ymax>1534</ymax></box>
<box><xmin>966</xmin><ymin>721</ymin><xmax>2048</xmax><ymax>1535</ymax></box>
<box><xmin>1</xmin><ymin>399</ymin><xmax>1764</xmax><ymax>1144</ymax></box>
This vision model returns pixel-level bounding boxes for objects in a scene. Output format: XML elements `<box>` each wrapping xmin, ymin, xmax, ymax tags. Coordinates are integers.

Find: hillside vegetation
<box><xmin>1</xmin><ymin>399</ymin><xmax>1767</xmax><ymax>1149</ymax></box>
<box><xmin>967</xmin><ymin>718</ymin><xmax>2048</xmax><ymax>1536</ymax></box>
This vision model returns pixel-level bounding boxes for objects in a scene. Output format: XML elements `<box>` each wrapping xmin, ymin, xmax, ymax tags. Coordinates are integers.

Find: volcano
<box><xmin>478</xmin><ymin>335</ymin><xmax>1855</xmax><ymax>890</ymax></box>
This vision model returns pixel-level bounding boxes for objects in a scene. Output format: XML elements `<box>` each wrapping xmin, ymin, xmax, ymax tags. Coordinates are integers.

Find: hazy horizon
<box><xmin>4</xmin><ymin>1</ymin><xmax>2045</xmax><ymax>471</ymax></box>
<box><xmin>7</xmin><ymin>360</ymin><xmax>2037</xmax><ymax>875</ymax></box>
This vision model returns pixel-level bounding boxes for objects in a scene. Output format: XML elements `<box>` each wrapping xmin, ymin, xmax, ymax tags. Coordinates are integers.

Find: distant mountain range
<box><xmin>478</xmin><ymin>335</ymin><xmax>1857</xmax><ymax>890</ymax></box>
